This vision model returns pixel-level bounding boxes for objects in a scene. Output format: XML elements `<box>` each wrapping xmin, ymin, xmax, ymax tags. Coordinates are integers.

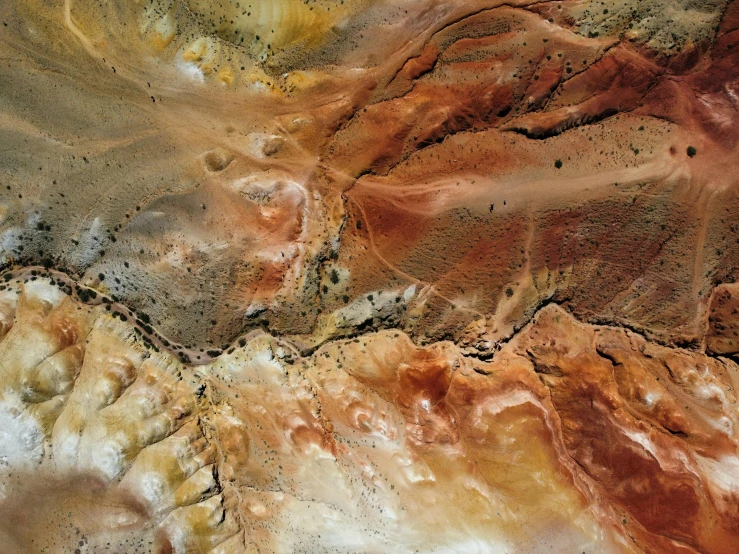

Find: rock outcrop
<box><xmin>1</xmin><ymin>0</ymin><xmax>738</xmax><ymax>552</ymax></box>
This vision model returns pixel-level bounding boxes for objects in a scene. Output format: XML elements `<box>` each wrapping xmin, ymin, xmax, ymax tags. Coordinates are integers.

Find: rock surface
<box><xmin>1</xmin><ymin>0</ymin><xmax>738</xmax><ymax>552</ymax></box>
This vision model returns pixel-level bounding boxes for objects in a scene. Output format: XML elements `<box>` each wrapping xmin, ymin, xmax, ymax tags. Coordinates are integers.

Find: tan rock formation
<box><xmin>1</xmin><ymin>0</ymin><xmax>738</xmax><ymax>552</ymax></box>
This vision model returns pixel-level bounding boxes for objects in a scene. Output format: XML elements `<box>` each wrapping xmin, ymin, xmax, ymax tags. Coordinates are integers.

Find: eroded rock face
<box><xmin>1</xmin><ymin>0</ymin><xmax>739</xmax><ymax>552</ymax></box>
<box><xmin>708</xmin><ymin>283</ymin><xmax>739</xmax><ymax>357</ymax></box>
<box><xmin>1</xmin><ymin>279</ymin><xmax>738</xmax><ymax>553</ymax></box>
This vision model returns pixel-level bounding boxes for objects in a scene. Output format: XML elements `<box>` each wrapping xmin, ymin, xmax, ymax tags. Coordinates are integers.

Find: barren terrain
<box><xmin>1</xmin><ymin>0</ymin><xmax>738</xmax><ymax>552</ymax></box>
